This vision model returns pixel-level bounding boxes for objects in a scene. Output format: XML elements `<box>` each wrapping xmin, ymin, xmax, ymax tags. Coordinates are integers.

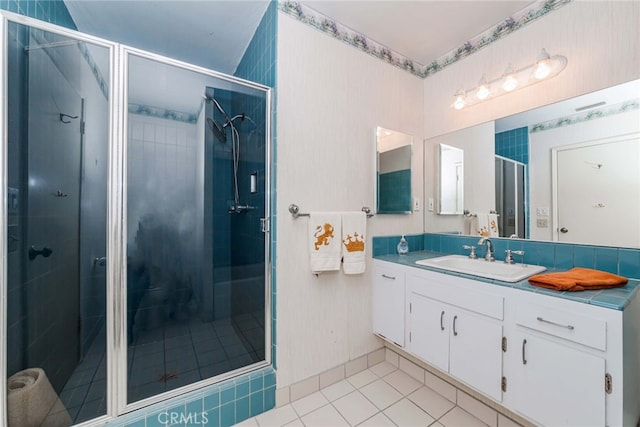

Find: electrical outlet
<box><xmin>413</xmin><ymin>197</ymin><xmax>421</xmax><ymax>212</ymax></box>
<box><xmin>428</xmin><ymin>197</ymin><xmax>434</xmax><ymax>212</ymax></box>
<box><xmin>536</xmin><ymin>207</ymin><xmax>550</xmax><ymax>216</ymax></box>
<box><xmin>536</xmin><ymin>218</ymin><xmax>549</xmax><ymax>228</ymax></box>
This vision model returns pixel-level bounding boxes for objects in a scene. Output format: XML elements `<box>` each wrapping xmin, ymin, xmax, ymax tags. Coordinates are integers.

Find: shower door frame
<box><xmin>0</xmin><ymin>11</ymin><xmax>273</xmax><ymax>425</ymax></box>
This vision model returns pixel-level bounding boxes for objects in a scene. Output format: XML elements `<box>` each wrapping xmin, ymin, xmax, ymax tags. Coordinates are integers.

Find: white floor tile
<box><xmin>369</xmin><ymin>361</ymin><xmax>397</xmax><ymax>378</ymax></box>
<box><xmin>301</xmin><ymin>404</ymin><xmax>350</xmax><ymax>427</ymax></box>
<box><xmin>408</xmin><ymin>386</ymin><xmax>456</xmax><ymax>419</ymax></box>
<box><xmin>383</xmin><ymin>398</ymin><xmax>435</xmax><ymax>427</ymax></box>
<box><xmin>383</xmin><ymin>369</ymin><xmax>422</xmax><ymax>396</ymax></box>
<box><xmin>347</xmin><ymin>369</ymin><xmax>379</xmax><ymax>389</ymax></box>
<box><xmin>321</xmin><ymin>379</ymin><xmax>356</xmax><ymax>402</ymax></box>
<box><xmin>357</xmin><ymin>412</ymin><xmax>396</xmax><ymax>427</ymax></box>
<box><xmin>333</xmin><ymin>391</ymin><xmax>379</xmax><ymax>426</ymax></box>
<box><xmin>283</xmin><ymin>419</ymin><xmax>305</xmax><ymax>427</ymax></box>
<box><xmin>291</xmin><ymin>391</ymin><xmax>329</xmax><ymax>417</ymax></box>
<box><xmin>255</xmin><ymin>404</ymin><xmax>299</xmax><ymax>427</ymax></box>
<box><xmin>439</xmin><ymin>407</ymin><xmax>487</xmax><ymax>427</ymax></box>
<box><xmin>359</xmin><ymin>379</ymin><xmax>403</xmax><ymax>410</ymax></box>
<box><xmin>236</xmin><ymin>417</ymin><xmax>259</xmax><ymax>426</ymax></box>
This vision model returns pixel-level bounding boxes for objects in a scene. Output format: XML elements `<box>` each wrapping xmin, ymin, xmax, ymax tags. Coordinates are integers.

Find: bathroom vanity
<box><xmin>372</xmin><ymin>254</ymin><xmax>640</xmax><ymax>427</ymax></box>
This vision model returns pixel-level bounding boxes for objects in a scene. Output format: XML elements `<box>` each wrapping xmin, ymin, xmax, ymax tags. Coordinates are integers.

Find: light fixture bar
<box><xmin>451</xmin><ymin>50</ymin><xmax>568</xmax><ymax>110</ymax></box>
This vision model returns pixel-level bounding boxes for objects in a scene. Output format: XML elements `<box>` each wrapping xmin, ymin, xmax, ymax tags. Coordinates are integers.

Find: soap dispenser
<box><xmin>397</xmin><ymin>235</ymin><xmax>409</xmax><ymax>255</ymax></box>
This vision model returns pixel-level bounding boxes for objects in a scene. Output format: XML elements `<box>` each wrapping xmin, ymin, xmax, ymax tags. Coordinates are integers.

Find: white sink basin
<box><xmin>416</xmin><ymin>254</ymin><xmax>547</xmax><ymax>283</ymax></box>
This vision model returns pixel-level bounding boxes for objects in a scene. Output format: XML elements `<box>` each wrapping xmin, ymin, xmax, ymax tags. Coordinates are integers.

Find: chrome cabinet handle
<box><xmin>440</xmin><ymin>311</ymin><xmax>445</xmax><ymax>331</ymax></box>
<box><xmin>453</xmin><ymin>315</ymin><xmax>458</xmax><ymax>336</ymax></box>
<box><xmin>381</xmin><ymin>274</ymin><xmax>396</xmax><ymax>280</ymax></box>
<box><xmin>522</xmin><ymin>339</ymin><xmax>527</xmax><ymax>365</ymax></box>
<box><xmin>536</xmin><ymin>316</ymin><xmax>575</xmax><ymax>330</ymax></box>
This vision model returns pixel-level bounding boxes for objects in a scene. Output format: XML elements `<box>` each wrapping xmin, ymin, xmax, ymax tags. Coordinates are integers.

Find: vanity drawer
<box><xmin>516</xmin><ymin>303</ymin><xmax>606</xmax><ymax>351</ymax></box>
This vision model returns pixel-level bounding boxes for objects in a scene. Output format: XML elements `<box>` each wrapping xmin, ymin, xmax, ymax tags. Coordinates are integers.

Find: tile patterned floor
<box><xmin>237</xmin><ymin>361</ymin><xmax>498</xmax><ymax>427</ymax></box>
<box><xmin>60</xmin><ymin>311</ymin><xmax>265</xmax><ymax>424</ymax></box>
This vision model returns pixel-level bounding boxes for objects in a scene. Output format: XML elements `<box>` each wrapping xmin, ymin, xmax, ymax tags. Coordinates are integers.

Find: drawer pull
<box><xmin>381</xmin><ymin>274</ymin><xmax>396</xmax><ymax>280</ymax></box>
<box><xmin>536</xmin><ymin>316</ymin><xmax>575</xmax><ymax>330</ymax></box>
<box><xmin>453</xmin><ymin>315</ymin><xmax>458</xmax><ymax>336</ymax></box>
<box><xmin>522</xmin><ymin>339</ymin><xmax>527</xmax><ymax>365</ymax></box>
<box><xmin>440</xmin><ymin>311</ymin><xmax>445</xmax><ymax>331</ymax></box>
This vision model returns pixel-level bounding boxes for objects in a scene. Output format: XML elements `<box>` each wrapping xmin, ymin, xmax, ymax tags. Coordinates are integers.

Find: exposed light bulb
<box><xmin>453</xmin><ymin>88</ymin><xmax>466</xmax><ymax>110</ymax></box>
<box><xmin>476</xmin><ymin>74</ymin><xmax>490</xmax><ymax>100</ymax></box>
<box><xmin>502</xmin><ymin>64</ymin><xmax>517</xmax><ymax>92</ymax></box>
<box><xmin>534</xmin><ymin>48</ymin><xmax>551</xmax><ymax>79</ymax></box>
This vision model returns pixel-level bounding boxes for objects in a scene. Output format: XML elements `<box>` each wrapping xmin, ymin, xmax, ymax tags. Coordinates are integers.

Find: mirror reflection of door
<box><xmin>495</xmin><ymin>156</ymin><xmax>526</xmax><ymax>238</ymax></box>
<box><xmin>438</xmin><ymin>144</ymin><xmax>464</xmax><ymax>214</ymax></box>
<box><xmin>554</xmin><ymin>135</ymin><xmax>640</xmax><ymax>246</ymax></box>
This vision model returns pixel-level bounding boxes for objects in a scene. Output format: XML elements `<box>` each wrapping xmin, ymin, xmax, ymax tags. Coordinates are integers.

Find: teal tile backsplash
<box><xmin>373</xmin><ymin>233</ymin><xmax>640</xmax><ymax>280</ymax></box>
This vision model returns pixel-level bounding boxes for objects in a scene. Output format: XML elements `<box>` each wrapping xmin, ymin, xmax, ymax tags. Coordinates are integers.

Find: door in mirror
<box><xmin>438</xmin><ymin>144</ymin><xmax>464</xmax><ymax>214</ymax></box>
<box><xmin>376</xmin><ymin>127</ymin><xmax>412</xmax><ymax>214</ymax></box>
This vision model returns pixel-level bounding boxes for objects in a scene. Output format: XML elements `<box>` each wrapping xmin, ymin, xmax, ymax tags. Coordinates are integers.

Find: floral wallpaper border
<box><xmin>530</xmin><ymin>99</ymin><xmax>640</xmax><ymax>133</ymax></box>
<box><xmin>278</xmin><ymin>0</ymin><xmax>572</xmax><ymax>79</ymax></box>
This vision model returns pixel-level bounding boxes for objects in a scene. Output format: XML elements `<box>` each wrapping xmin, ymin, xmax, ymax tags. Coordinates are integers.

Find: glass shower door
<box><xmin>125</xmin><ymin>51</ymin><xmax>268</xmax><ymax>404</ymax></box>
<box><xmin>5</xmin><ymin>22</ymin><xmax>110</xmax><ymax>425</ymax></box>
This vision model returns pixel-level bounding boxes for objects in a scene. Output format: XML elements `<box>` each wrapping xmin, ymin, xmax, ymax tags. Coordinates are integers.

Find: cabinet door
<box><xmin>449</xmin><ymin>310</ymin><xmax>503</xmax><ymax>401</ymax></box>
<box><xmin>409</xmin><ymin>293</ymin><xmax>449</xmax><ymax>372</ymax></box>
<box><xmin>372</xmin><ymin>264</ymin><xmax>405</xmax><ymax>346</ymax></box>
<box><xmin>514</xmin><ymin>332</ymin><xmax>605</xmax><ymax>426</ymax></box>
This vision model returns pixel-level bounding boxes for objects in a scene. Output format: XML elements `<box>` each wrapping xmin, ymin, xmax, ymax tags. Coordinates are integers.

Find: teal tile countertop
<box><xmin>375</xmin><ymin>251</ymin><xmax>640</xmax><ymax>311</ymax></box>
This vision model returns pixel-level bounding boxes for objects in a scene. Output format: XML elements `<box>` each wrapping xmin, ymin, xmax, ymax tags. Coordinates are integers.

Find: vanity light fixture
<box><xmin>451</xmin><ymin>49</ymin><xmax>567</xmax><ymax>110</ymax></box>
<box><xmin>453</xmin><ymin>87</ymin><xmax>466</xmax><ymax>110</ymax></box>
<box><xmin>502</xmin><ymin>64</ymin><xmax>518</xmax><ymax>92</ymax></box>
<box><xmin>476</xmin><ymin>74</ymin><xmax>490</xmax><ymax>100</ymax></box>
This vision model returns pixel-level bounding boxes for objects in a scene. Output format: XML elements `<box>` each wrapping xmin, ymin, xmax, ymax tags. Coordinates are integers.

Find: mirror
<box><xmin>376</xmin><ymin>127</ymin><xmax>412</xmax><ymax>214</ymax></box>
<box><xmin>425</xmin><ymin>79</ymin><xmax>640</xmax><ymax>247</ymax></box>
<box><xmin>438</xmin><ymin>144</ymin><xmax>464</xmax><ymax>214</ymax></box>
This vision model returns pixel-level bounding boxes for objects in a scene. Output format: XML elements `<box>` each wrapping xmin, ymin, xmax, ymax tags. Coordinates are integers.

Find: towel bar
<box><xmin>463</xmin><ymin>210</ymin><xmax>500</xmax><ymax>217</ymax></box>
<box><xmin>289</xmin><ymin>204</ymin><xmax>374</xmax><ymax>219</ymax></box>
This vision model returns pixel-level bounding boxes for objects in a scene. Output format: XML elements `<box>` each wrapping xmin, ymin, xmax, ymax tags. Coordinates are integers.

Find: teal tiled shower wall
<box><xmin>109</xmin><ymin>367</ymin><xmax>276</xmax><ymax>427</ymax></box>
<box><xmin>1</xmin><ymin>0</ymin><xmax>76</xmax><ymax>29</ymax></box>
<box><xmin>234</xmin><ymin>0</ymin><xmax>278</xmax><ymax>373</ymax></box>
<box><xmin>373</xmin><ymin>233</ymin><xmax>640</xmax><ymax>280</ymax></box>
<box><xmin>495</xmin><ymin>126</ymin><xmax>528</xmax><ymax>164</ymax></box>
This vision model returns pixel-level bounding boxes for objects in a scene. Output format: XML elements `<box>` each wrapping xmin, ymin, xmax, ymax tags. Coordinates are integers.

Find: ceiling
<box><xmin>64</xmin><ymin>1</ymin><xmax>537</xmax><ymax>74</ymax></box>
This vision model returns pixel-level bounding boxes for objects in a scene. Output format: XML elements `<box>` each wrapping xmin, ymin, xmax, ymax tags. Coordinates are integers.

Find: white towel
<box><xmin>341</xmin><ymin>212</ymin><xmax>367</xmax><ymax>275</ymax></box>
<box><xmin>488</xmin><ymin>213</ymin><xmax>499</xmax><ymax>237</ymax></box>
<box><xmin>474</xmin><ymin>213</ymin><xmax>491</xmax><ymax>237</ymax></box>
<box><xmin>309</xmin><ymin>213</ymin><xmax>341</xmax><ymax>274</ymax></box>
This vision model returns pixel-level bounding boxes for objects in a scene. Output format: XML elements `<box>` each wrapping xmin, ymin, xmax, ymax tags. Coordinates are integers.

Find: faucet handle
<box><xmin>462</xmin><ymin>245</ymin><xmax>477</xmax><ymax>259</ymax></box>
<box><xmin>504</xmin><ymin>249</ymin><xmax>525</xmax><ymax>264</ymax></box>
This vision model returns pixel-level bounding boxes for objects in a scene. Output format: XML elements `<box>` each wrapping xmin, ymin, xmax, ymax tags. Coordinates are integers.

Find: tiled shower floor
<box><xmin>60</xmin><ymin>311</ymin><xmax>265</xmax><ymax>424</ymax></box>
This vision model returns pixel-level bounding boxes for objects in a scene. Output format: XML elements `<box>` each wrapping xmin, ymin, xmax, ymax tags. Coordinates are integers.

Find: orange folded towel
<box><xmin>528</xmin><ymin>267</ymin><xmax>628</xmax><ymax>292</ymax></box>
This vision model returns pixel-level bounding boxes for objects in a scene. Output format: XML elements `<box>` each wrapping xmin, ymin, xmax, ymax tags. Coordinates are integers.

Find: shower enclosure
<box><xmin>1</xmin><ymin>13</ymin><xmax>271</xmax><ymax>425</ymax></box>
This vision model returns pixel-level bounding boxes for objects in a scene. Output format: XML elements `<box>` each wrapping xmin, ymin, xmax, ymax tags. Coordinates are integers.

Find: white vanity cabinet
<box><xmin>406</xmin><ymin>271</ymin><xmax>505</xmax><ymax>402</ymax></box>
<box><xmin>507</xmin><ymin>293</ymin><xmax>633</xmax><ymax>427</ymax></box>
<box><xmin>371</xmin><ymin>258</ymin><xmax>640</xmax><ymax>427</ymax></box>
<box><xmin>372</xmin><ymin>261</ymin><xmax>406</xmax><ymax>347</ymax></box>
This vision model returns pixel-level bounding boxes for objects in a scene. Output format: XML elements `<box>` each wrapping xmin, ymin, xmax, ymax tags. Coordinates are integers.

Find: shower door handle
<box><xmin>28</xmin><ymin>245</ymin><xmax>52</xmax><ymax>260</ymax></box>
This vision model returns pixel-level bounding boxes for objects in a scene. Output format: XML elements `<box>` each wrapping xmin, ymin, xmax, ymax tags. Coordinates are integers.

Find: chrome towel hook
<box><xmin>59</xmin><ymin>113</ymin><xmax>78</xmax><ymax>124</ymax></box>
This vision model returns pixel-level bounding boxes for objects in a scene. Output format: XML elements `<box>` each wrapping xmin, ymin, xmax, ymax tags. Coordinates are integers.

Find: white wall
<box><xmin>275</xmin><ymin>14</ymin><xmax>424</xmax><ymax>386</ymax></box>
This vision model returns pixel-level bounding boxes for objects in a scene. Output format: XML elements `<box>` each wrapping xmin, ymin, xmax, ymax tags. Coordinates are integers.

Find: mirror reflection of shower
<box><xmin>203</xmin><ymin>94</ymin><xmax>257</xmax><ymax>214</ymax></box>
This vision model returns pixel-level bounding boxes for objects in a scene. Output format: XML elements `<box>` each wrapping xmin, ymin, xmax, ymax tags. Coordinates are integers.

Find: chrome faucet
<box><xmin>478</xmin><ymin>237</ymin><xmax>495</xmax><ymax>261</ymax></box>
